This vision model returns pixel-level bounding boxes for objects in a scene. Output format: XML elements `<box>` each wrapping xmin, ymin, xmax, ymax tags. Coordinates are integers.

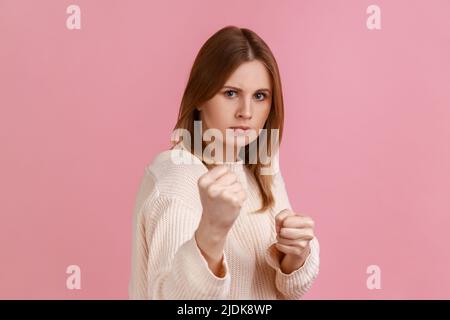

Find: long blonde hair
<box><xmin>172</xmin><ymin>26</ymin><xmax>285</xmax><ymax>213</ymax></box>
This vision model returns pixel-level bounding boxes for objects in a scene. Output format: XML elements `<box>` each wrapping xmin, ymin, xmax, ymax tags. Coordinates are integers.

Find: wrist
<box><xmin>280</xmin><ymin>246</ymin><xmax>311</xmax><ymax>274</ymax></box>
<box><xmin>198</xmin><ymin>215</ymin><xmax>230</xmax><ymax>241</ymax></box>
<box><xmin>195</xmin><ymin>218</ymin><xmax>228</xmax><ymax>259</ymax></box>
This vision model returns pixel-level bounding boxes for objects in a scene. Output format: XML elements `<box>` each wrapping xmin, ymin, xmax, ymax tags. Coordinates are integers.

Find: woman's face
<box><xmin>198</xmin><ymin>60</ymin><xmax>272</xmax><ymax>160</ymax></box>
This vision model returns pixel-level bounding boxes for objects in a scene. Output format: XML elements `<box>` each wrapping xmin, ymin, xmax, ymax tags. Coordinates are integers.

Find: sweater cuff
<box><xmin>171</xmin><ymin>235</ymin><xmax>231</xmax><ymax>299</ymax></box>
<box><xmin>264</xmin><ymin>237</ymin><xmax>320</xmax><ymax>299</ymax></box>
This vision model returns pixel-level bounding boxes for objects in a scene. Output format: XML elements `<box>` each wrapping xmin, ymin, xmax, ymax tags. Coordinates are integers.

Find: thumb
<box><xmin>275</xmin><ymin>208</ymin><xmax>295</xmax><ymax>234</ymax></box>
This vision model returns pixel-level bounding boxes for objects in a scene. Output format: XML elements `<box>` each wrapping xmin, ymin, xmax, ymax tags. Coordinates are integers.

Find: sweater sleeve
<box><xmin>264</xmin><ymin>169</ymin><xmax>320</xmax><ymax>300</ymax></box>
<box><xmin>265</xmin><ymin>237</ymin><xmax>320</xmax><ymax>299</ymax></box>
<box><xmin>129</xmin><ymin>170</ymin><xmax>231</xmax><ymax>300</ymax></box>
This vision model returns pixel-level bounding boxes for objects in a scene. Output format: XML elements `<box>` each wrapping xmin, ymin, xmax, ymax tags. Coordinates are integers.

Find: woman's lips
<box><xmin>228</xmin><ymin>126</ymin><xmax>251</xmax><ymax>135</ymax></box>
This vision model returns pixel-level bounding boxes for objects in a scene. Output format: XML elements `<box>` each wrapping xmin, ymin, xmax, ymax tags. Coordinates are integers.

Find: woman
<box><xmin>129</xmin><ymin>26</ymin><xmax>320</xmax><ymax>300</ymax></box>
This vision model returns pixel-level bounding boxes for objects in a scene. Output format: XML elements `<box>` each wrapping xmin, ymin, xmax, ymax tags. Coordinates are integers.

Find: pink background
<box><xmin>1</xmin><ymin>0</ymin><xmax>449</xmax><ymax>299</ymax></box>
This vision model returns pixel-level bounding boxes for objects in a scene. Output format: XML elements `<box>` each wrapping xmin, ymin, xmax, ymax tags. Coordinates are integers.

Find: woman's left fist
<box><xmin>274</xmin><ymin>209</ymin><xmax>315</xmax><ymax>259</ymax></box>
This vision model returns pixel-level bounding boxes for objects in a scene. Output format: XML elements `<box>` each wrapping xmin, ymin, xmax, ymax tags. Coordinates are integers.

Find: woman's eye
<box><xmin>225</xmin><ymin>90</ymin><xmax>237</xmax><ymax>98</ymax></box>
<box><xmin>254</xmin><ymin>92</ymin><xmax>266</xmax><ymax>101</ymax></box>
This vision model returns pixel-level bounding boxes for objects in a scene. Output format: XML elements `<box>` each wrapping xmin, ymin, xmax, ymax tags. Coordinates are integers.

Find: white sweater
<box><xmin>129</xmin><ymin>146</ymin><xmax>320</xmax><ymax>299</ymax></box>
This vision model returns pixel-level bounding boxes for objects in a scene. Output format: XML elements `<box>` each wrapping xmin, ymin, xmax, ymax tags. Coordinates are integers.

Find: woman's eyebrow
<box><xmin>222</xmin><ymin>85</ymin><xmax>272</xmax><ymax>93</ymax></box>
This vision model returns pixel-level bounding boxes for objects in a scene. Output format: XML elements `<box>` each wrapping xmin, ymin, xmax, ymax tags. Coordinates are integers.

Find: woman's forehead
<box><xmin>224</xmin><ymin>60</ymin><xmax>272</xmax><ymax>89</ymax></box>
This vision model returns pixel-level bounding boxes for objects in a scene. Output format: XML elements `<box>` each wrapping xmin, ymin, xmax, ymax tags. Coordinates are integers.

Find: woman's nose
<box><xmin>236</xmin><ymin>98</ymin><xmax>252</xmax><ymax>119</ymax></box>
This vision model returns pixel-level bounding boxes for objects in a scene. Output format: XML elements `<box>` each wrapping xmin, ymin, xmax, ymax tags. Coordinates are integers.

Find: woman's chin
<box><xmin>226</xmin><ymin>136</ymin><xmax>253</xmax><ymax>146</ymax></box>
<box><xmin>222</xmin><ymin>142</ymin><xmax>247</xmax><ymax>150</ymax></box>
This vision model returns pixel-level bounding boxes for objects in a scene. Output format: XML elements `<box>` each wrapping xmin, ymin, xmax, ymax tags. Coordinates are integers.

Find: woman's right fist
<box><xmin>197</xmin><ymin>165</ymin><xmax>247</xmax><ymax>231</ymax></box>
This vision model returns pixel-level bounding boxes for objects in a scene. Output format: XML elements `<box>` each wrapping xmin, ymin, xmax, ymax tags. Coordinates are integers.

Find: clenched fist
<box><xmin>274</xmin><ymin>209</ymin><xmax>315</xmax><ymax>273</ymax></box>
<box><xmin>197</xmin><ymin>165</ymin><xmax>247</xmax><ymax>232</ymax></box>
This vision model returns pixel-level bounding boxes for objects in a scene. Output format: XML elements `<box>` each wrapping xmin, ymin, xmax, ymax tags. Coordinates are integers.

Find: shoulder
<box><xmin>143</xmin><ymin>147</ymin><xmax>208</xmax><ymax>210</ymax></box>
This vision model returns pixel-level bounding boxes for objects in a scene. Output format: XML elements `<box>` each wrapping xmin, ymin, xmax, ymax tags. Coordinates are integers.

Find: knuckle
<box><xmin>231</xmin><ymin>194</ymin><xmax>241</xmax><ymax>204</ymax></box>
<box><xmin>207</xmin><ymin>184</ymin><xmax>218</xmax><ymax>197</ymax></box>
<box><xmin>220</xmin><ymin>188</ymin><xmax>228</xmax><ymax>198</ymax></box>
<box><xmin>300</xmin><ymin>241</ymin><xmax>309</xmax><ymax>248</ymax></box>
<box><xmin>284</xmin><ymin>216</ymin><xmax>294</xmax><ymax>226</ymax></box>
<box><xmin>198</xmin><ymin>176</ymin><xmax>207</xmax><ymax>188</ymax></box>
<box><xmin>277</xmin><ymin>216</ymin><xmax>284</xmax><ymax>223</ymax></box>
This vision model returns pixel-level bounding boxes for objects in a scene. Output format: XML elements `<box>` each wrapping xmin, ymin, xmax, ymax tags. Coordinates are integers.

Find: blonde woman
<box><xmin>129</xmin><ymin>26</ymin><xmax>320</xmax><ymax>300</ymax></box>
